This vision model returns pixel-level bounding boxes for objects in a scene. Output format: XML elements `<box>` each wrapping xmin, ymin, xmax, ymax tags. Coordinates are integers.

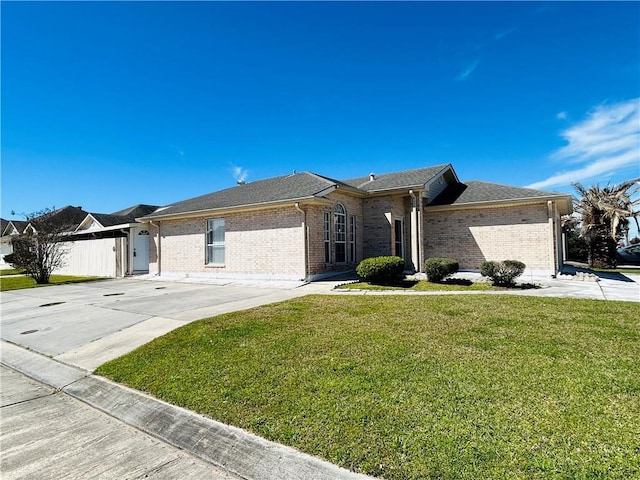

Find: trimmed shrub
<box><xmin>424</xmin><ymin>257</ymin><xmax>459</xmax><ymax>283</ymax></box>
<box><xmin>356</xmin><ymin>256</ymin><xmax>405</xmax><ymax>284</ymax></box>
<box><xmin>480</xmin><ymin>260</ymin><xmax>526</xmax><ymax>286</ymax></box>
<box><xmin>3</xmin><ymin>253</ymin><xmax>15</xmax><ymax>265</ymax></box>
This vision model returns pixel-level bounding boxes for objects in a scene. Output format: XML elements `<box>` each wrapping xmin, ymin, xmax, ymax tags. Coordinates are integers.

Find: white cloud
<box><xmin>455</xmin><ymin>59</ymin><xmax>480</xmax><ymax>82</ymax></box>
<box><xmin>495</xmin><ymin>28</ymin><xmax>516</xmax><ymax>41</ymax></box>
<box><xmin>556</xmin><ymin>111</ymin><xmax>567</xmax><ymax>120</ymax></box>
<box><xmin>527</xmin><ymin>98</ymin><xmax>640</xmax><ymax>190</ymax></box>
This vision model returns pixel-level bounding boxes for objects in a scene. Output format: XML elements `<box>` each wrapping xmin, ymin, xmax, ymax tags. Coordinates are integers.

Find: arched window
<box><xmin>334</xmin><ymin>204</ymin><xmax>346</xmax><ymax>263</ymax></box>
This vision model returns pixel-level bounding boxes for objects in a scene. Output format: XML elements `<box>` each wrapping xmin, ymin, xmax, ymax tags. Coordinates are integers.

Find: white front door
<box><xmin>133</xmin><ymin>229</ymin><xmax>150</xmax><ymax>272</ymax></box>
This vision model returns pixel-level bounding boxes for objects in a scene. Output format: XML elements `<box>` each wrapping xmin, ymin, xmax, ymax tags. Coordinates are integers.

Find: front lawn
<box><xmin>338</xmin><ymin>279</ymin><xmax>498</xmax><ymax>291</ymax></box>
<box><xmin>96</xmin><ymin>295</ymin><xmax>640</xmax><ymax>479</ymax></box>
<box><xmin>0</xmin><ymin>275</ymin><xmax>104</xmax><ymax>291</ymax></box>
<box><xmin>0</xmin><ymin>268</ymin><xmax>23</xmax><ymax>276</ymax></box>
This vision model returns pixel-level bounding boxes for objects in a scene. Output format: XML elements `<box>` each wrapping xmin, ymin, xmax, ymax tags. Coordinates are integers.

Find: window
<box><xmin>323</xmin><ymin>212</ymin><xmax>331</xmax><ymax>263</ymax></box>
<box><xmin>349</xmin><ymin>215</ymin><xmax>356</xmax><ymax>263</ymax></box>
<box><xmin>206</xmin><ymin>218</ymin><xmax>225</xmax><ymax>264</ymax></box>
<box><xmin>394</xmin><ymin>219</ymin><xmax>403</xmax><ymax>258</ymax></box>
<box><xmin>335</xmin><ymin>204</ymin><xmax>346</xmax><ymax>263</ymax></box>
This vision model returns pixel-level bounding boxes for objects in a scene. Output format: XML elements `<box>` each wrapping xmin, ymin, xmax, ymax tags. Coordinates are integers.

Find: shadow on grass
<box><xmin>562</xmin><ymin>265</ymin><xmax>637</xmax><ymax>283</ymax></box>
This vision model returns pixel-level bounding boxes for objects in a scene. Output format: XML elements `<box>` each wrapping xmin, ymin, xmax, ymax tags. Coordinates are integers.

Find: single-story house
<box><xmin>138</xmin><ymin>164</ymin><xmax>572</xmax><ymax>281</ymax></box>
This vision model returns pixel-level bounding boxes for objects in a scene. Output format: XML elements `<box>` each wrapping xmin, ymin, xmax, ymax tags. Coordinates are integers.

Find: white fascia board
<box><xmin>423</xmin><ymin>164</ymin><xmax>458</xmax><ymax>190</ymax></box>
<box><xmin>68</xmin><ymin>222</ymin><xmax>139</xmax><ymax>235</ymax></box>
<box><xmin>137</xmin><ymin>196</ymin><xmax>332</xmax><ymax>222</ymax></box>
<box><xmin>75</xmin><ymin>214</ymin><xmax>104</xmax><ymax>233</ymax></box>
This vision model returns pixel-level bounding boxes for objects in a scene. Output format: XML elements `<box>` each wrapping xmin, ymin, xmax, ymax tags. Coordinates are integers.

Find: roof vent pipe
<box><xmin>369</xmin><ymin>173</ymin><xmax>376</xmax><ymax>181</ymax></box>
<box><xmin>236</xmin><ymin>180</ymin><xmax>246</xmax><ymax>185</ymax></box>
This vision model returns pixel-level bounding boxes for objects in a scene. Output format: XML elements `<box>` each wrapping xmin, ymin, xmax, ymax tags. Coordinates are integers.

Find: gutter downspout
<box><xmin>409</xmin><ymin>190</ymin><xmax>419</xmax><ymax>273</ymax></box>
<box><xmin>150</xmin><ymin>220</ymin><xmax>161</xmax><ymax>277</ymax></box>
<box><xmin>547</xmin><ymin>201</ymin><xmax>557</xmax><ymax>277</ymax></box>
<box><xmin>418</xmin><ymin>193</ymin><xmax>424</xmax><ymax>272</ymax></box>
<box><xmin>120</xmin><ymin>229</ymin><xmax>130</xmax><ymax>276</ymax></box>
<box><xmin>294</xmin><ymin>203</ymin><xmax>309</xmax><ymax>282</ymax></box>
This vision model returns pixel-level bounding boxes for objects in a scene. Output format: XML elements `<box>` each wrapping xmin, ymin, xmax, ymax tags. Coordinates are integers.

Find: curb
<box><xmin>1</xmin><ymin>341</ymin><xmax>373</xmax><ymax>480</ymax></box>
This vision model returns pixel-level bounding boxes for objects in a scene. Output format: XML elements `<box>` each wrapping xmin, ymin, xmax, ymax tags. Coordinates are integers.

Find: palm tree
<box><xmin>572</xmin><ymin>179</ymin><xmax>640</xmax><ymax>268</ymax></box>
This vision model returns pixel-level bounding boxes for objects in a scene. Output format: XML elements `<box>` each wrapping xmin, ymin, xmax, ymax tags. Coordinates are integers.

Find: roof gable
<box><xmin>342</xmin><ymin>164</ymin><xmax>451</xmax><ymax>192</ymax></box>
<box><xmin>430</xmin><ymin>180</ymin><xmax>573</xmax><ymax>213</ymax></box>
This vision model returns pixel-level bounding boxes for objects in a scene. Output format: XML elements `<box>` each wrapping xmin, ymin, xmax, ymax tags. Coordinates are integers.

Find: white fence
<box><xmin>56</xmin><ymin>238</ymin><xmax>126</xmax><ymax>278</ymax></box>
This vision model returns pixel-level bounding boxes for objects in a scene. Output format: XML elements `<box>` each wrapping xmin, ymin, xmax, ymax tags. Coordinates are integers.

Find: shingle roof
<box><xmin>342</xmin><ymin>164</ymin><xmax>449</xmax><ymax>192</ymax></box>
<box><xmin>91</xmin><ymin>213</ymin><xmax>133</xmax><ymax>227</ymax></box>
<box><xmin>110</xmin><ymin>204</ymin><xmax>159</xmax><ymax>218</ymax></box>
<box><xmin>87</xmin><ymin>204</ymin><xmax>161</xmax><ymax>227</ymax></box>
<box><xmin>4</xmin><ymin>220</ymin><xmax>29</xmax><ymax>235</ymax></box>
<box><xmin>430</xmin><ymin>181</ymin><xmax>569</xmax><ymax>206</ymax></box>
<box><xmin>42</xmin><ymin>206</ymin><xmax>89</xmax><ymax>228</ymax></box>
<box><xmin>142</xmin><ymin>172</ymin><xmax>338</xmax><ymax>219</ymax></box>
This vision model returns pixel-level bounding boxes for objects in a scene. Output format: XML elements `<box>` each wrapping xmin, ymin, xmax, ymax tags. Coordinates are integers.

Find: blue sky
<box><xmin>2</xmin><ymin>1</ymin><xmax>639</xmax><ymax>220</ymax></box>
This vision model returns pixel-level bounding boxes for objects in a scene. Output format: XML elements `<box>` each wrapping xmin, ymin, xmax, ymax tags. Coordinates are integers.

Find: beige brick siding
<box><xmin>147</xmin><ymin>207</ymin><xmax>305</xmax><ymax>279</ymax></box>
<box><xmin>306</xmin><ymin>191</ymin><xmax>364</xmax><ymax>275</ymax></box>
<box><xmin>423</xmin><ymin>203</ymin><xmax>554</xmax><ymax>270</ymax></box>
<box><xmin>145</xmin><ymin>194</ymin><xmax>560</xmax><ymax>279</ymax></box>
<box><xmin>362</xmin><ymin>195</ymin><xmax>410</xmax><ymax>264</ymax></box>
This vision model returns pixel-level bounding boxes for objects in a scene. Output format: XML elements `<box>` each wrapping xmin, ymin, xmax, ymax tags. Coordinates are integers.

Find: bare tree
<box><xmin>7</xmin><ymin>208</ymin><xmax>75</xmax><ymax>284</ymax></box>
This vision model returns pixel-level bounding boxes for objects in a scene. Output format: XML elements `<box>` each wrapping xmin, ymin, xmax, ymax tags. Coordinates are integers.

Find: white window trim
<box><xmin>206</xmin><ymin>218</ymin><xmax>225</xmax><ymax>266</ymax></box>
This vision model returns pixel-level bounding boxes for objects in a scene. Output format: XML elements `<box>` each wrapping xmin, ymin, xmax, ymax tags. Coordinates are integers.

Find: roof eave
<box><xmin>137</xmin><ymin>196</ymin><xmax>333</xmax><ymax>222</ymax></box>
<box><xmin>425</xmin><ymin>195</ymin><xmax>573</xmax><ymax>214</ymax></box>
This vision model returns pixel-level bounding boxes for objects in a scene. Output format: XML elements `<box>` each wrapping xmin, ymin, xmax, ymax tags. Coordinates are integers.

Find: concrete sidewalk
<box><xmin>0</xmin><ymin>341</ymin><xmax>372</xmax><ymax>480</ymax></box>
<box><xmin>1</xmin><ymin>364</ymin><xmax>241</xmax><ymax>480</ymax></box>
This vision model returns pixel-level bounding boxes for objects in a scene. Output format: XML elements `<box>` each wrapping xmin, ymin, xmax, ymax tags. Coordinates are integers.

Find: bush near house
<box><xmin>356</xmin><ymin>256</ymin><xmax>405</xmax><ymax>284</ymax></box>
<box><xmin>423</xmin><ymin>257</ymin><xmax>459</xmax><ymax>283</ymax></box>
<box><xmin>480</xmin><ymin>260</ymin><xmax>526</xmax><ymax>286</ymax></box>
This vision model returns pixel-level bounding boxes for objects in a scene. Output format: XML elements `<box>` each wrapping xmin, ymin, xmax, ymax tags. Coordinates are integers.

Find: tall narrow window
<box><xmin>206</xmin><ymin>218</ymin><xmax>225</xmax><ymax>264</ymax></box>
<box><xmin>394</xmin><ymin>219</ymin><xmax>403</xmax><ymax>258</ymax></box>
<box><xmin>335</xmin><ymin>204</ymin><xmax>346</xmax><ymax>263</ymax></box>
<box><xmin>349</xmin><ymin>215</ymin><xmax>356</xmax><ymax>263</ymax></box>
<box><xmin>323</xmin><ymin>212</ymin><xmax>331</xmax><ymax>263</ymax></box>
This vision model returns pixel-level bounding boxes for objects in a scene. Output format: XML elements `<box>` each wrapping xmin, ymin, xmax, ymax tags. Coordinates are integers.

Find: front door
<box><xmin>133</xmin><ymin>229</ymin><xmax>150</xmax><ymax>272</ymax></box>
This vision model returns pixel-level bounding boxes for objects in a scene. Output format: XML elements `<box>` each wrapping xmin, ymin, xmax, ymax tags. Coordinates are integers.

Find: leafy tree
<box><xmin>562</xmin><ymin>216</ymin><xmax>588</xmax><ymax>262</ymax></box>
<box><xmin>572</xmin><ymin>179</ymin><xmax>640</xmax><ymax>268</ymax></box>
<box><xmin>7</xmin><ymin>208</ymin><xmax>72</xmax><ymax>284</ymax></box>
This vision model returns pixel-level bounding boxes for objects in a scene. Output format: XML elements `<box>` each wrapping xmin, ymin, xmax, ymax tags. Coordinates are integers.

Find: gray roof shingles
<box><xmin>430</xmin><ymin>180</ymin><xmax>568</xmax><ymax>206</ymax></box>
<box><xmin>144</xmin><ymin>172</ymin><xmax>338</xmax><ymax>219</ymax></box>
<box><xmin>342</xmin><ymin>164</ymin><xmax>449</xmax><ymax>192</ymax></box>
<box><xmin>141</xmin><ymin>166</ymin><xmax>569</xmax><ymax>220</ymax></box>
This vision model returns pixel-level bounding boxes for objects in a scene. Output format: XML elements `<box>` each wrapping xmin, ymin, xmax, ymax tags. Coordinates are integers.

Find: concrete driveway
<box><xmin>0</xmin><ymin>278</ymin><xmax>314</xmax><ymax>371</ymax></box>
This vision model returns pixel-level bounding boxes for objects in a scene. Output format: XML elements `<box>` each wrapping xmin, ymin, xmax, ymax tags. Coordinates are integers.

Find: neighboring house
<box><xmin>138</xmin><ymin>164</ymin><xmax>572</xmax><ymax>281</ymax></box>
<box><xmin>0</xmin><ymin>208</ymin><xmax>87</xmax><ymax>264</ymax></box>
<box><xmin>1</xmin><ymin>205</ymin><xmax>159</xmax><ymax>277</ymax></box>
<box><xmin>0</xmin><ymin>218</ymin><xmax>13</xmax><ymax>264</ymax></box>
<box><xmin>67</xmin><ymin>204</ymin><xmax>159</xmax><ymax>276</ymax></box>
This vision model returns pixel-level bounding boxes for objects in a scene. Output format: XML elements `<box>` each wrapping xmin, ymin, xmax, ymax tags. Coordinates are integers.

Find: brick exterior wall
<box><xmin>423</xmin><ymin>203</ymin><xmax>555</xmax><ymax>270</ymax></box>
<box><xmin>362</xmin><ymin>195</ymin><xmax>410</xmax><ymax>264</ymax></box>
<box><xmin>306</xmin><ymin>191</ymin><xmax>364</xmax><ymax>276</ymax></box>
<box><xmin>148</xmin><ymin>207</ymin><xmax>306</xmax><ymax>279</ymax></box>
<box><xmin>145</xmin><ymin>193</ymin><xmax>560</xmax><ymax>279</ymax></box>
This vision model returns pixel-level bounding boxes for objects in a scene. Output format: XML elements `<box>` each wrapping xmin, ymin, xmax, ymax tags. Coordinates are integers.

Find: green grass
<box><xmin>0</xmin><ymin>274</ymin><xmax>104</xmax><ymax>291</ymax></box>
<box><xmin>0</xmin><ymin>268</ymin><xmax>23</xmax><ymax>276</ymax></box>
<box><xmin>96</xmin><ymin>295</ymin><xmax>640</xmax><ymax>480</ymax></box>
<box><xmin>593</xmin><ymin>267</ymin><xmax>640</xmax><ymax>274</ymax></box>
<box><xmin>338</xmin><ymin>279</ymin><xmax>498</xmax><ymax>291</ymax></box>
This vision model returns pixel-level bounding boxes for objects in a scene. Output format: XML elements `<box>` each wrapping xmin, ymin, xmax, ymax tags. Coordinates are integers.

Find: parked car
<box><xmin>616</xmin><ymin>244</ymin><xmax>640</xmax><ymax>265</ymax></box>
